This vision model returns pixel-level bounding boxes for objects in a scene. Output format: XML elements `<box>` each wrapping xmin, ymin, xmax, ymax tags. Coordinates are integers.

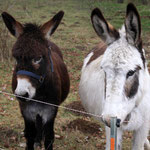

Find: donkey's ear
<box><xmin>1</xmin><ymin>12</ymin><xmax>23</xmax><ymax>38</ymax></box>
<box><xmin>91</xmin><ymin>8</ymin><xmax>119</xmax><ymax>45</ymax></box>
<box><xmin>40</xmin><ymin>11</ymin><xmax>64</xmax><ymax>38</ymax></box>
<box><xmin>125</xmin><ymin>3</ymin><xmax>141</xmax><ymax>46</ymax></box>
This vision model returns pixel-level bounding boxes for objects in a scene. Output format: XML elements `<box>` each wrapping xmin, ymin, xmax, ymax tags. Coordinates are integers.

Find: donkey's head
<box><xmin>91</xmin><ymin>3</ymin><xmax>146</xmax><ymax>126</ymax></box>
<box><xmin>2</xmin><ymin>11</ymin><xmax>64</xmax><ymax>98</ymax></box>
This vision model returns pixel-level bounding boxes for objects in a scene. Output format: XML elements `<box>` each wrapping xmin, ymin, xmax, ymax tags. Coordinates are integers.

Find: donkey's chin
<box><xmin>112</xmin><ymin>112</ymin><xmax>132</xmax><ymax>128</ymax></box>
<box><xmin>104</xmin><ymin>113</ymin><xmax>132</xmax><ymax>127</ymax></box>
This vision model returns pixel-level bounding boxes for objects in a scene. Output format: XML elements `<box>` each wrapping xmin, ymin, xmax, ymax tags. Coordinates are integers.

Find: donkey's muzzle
<box><xmin>102</xmin><ymin>115</ymin><xmax>121</xmax><ymax>128</ymax></box>
<box><xmin>15</xmin><ymin>93</ymin><xmax>30</xmax><ymax>102</ymax></box>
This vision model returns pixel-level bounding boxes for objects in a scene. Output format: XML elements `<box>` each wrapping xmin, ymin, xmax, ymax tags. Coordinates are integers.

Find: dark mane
<box><xmin>23</xmin><ymin>23</ymin><xmax>40</xmax><ymax>33</ymax></box>
<box><xmin>12</xmin><ymin>23</ymin><xmax>48</xmax><ymax>58</ymax></box>
<box><xmin>23</xmin><ymin>23</ymin><xmax>46</xmax><ymax>42</ymax></box>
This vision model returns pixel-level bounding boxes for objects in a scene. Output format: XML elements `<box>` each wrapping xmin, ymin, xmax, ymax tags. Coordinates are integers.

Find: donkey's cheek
<box><xmin>15</xmin><ymin>78</ymin><xmax>36</xmax><ymax>98</ymax></box>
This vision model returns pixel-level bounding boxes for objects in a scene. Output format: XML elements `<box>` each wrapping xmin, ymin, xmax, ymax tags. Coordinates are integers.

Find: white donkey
<box><xmin>79</xmin><ymin>3</ymin><xmax>150</xmax><ymax>150</ymax></box>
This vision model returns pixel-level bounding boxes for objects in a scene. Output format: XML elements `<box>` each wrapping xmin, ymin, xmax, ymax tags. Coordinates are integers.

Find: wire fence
<box><xmin>0</xmin><ymin>90</ymin><xmax>149</xmax><ymax>126</ymax></box>
<box><xmin>0</xmin><ymin>90</ymin><xmax>103</xmax><ymax>119</ymax></box>
<box><xmin>0</xmin><ymin>89</ymin><xmax>150</xmax><ymax>150</ymax></box>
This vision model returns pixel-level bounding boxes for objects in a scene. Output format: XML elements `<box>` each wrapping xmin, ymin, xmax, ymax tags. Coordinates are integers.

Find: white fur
<box><xmin>22</xmin><ymin>103</ymin><xmax>55</xmax><ymax>124</ymax></box>
<box><xmin>80</xmin><ymin>54</ymin><xmax>105</xmax><ymax>120</ymax></box>
<box><xmin>82</xmin><ymin>52</ymin><xmax>94</xmax><ymax>70</ymax></box>
<box><xmin>79</xmin><ymin>26</ymin><xmax>150</xmax><ymax>150</ymax></box>
<box><xmin>15</xmin><ymin>78</ymin><xmax>54</xmax><ymax>124</ymax></box>
<box><xmin>15</xmin><ymin>78</ymin><xmax>36</xmax><ymax>98</ymax></box>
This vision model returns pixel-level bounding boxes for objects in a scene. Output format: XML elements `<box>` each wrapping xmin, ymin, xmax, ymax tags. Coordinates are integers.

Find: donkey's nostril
<box><xmin>15</xmin><ymin>91</ymin><xmax>29</xmax><ymax>98</ymax></box>
<box><xmin>102</xmin><ymin>116</ymin><xmax>121</xmax><ymax>127</ymax></box>
<box><xmin>23</xmin><ymin>93</ymin><xmax>29</xmax><ymax>98</ymax></box>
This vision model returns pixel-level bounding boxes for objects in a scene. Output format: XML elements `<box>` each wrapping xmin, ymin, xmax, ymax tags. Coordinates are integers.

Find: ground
<box><xmin>0</xmin><ymin>0</ymin><xmax>150</xmax><ymax>149</ymax></box>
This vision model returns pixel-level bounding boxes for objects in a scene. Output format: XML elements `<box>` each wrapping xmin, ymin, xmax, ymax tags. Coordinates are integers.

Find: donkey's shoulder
<box><xmin>86</xmin><ymin>42</ymin><xmax>106</xmax><ymax>66</ymax></box>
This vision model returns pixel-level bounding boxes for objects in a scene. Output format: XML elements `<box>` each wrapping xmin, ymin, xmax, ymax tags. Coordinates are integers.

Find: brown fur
<box><xmin>11</xmin><ymin>23</ymin><xmax>69</xmax><ymax>103</ymax></box>
<box><xmin>87</xmin><ymin>42</ymin><xmax>106</xmax><ymax>66</ymax></box>
<box><xmin>108</xmin><ymin>23</ymin><xmax>120</xmax><ymax>40</ymax></box>
<box><xmin>2</xmin><ymin>11</ymin><xmax>69</xmax><ymax>150</ymax></box>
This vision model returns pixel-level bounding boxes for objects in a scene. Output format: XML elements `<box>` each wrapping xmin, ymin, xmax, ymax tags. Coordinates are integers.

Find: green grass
<box><xmin>0</xmin><ymin>0</ymin><xmax>150</xmax><ymax>149</ymax></box>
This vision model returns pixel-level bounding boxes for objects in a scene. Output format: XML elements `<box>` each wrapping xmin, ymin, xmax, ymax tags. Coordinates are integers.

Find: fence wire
<box><xmin>0</xmin><ymin>90</ymin><xmax>150</xmax><ymax>130</ymax></box>
<box><xmin>0</xmin><ymin>90</ymin><xmax>103</xmax><ymax>119</ymax></box>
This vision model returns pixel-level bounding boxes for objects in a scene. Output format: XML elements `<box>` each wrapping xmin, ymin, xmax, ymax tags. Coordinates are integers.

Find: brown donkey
<box><xmin>2</xmin><ymin>11</ymin><xmax>70</xmax><ymax>150</ymax></box>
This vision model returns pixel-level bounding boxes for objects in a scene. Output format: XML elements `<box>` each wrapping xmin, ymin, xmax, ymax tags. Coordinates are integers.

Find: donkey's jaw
<box><xmin>15</xmin><ymin>78</ymin><xmax>36</xmax><ymax>98</ymax></box>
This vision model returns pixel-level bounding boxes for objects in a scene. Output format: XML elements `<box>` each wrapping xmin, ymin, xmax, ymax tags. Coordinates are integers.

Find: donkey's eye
<box><xmin>127</xmin><ymin>70</ymin><xmax>135</xmax><ymax>78</ymax></box>
<box><xmin>32</xmin><ymin>56</ymin><xmax>42</xmax><ymax>64</ymax></box>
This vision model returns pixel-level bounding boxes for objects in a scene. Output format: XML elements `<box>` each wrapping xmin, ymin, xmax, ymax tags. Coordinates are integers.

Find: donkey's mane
<box><xmin>23</xmin><ymin>23</ymin><xmax>40</xmax><ymax>33</ymax></box>
<box><xmin>12</xmin><ymin>23</ymin><xmax>48</xmax><ymax>58</ymax></box>
<box><xmin>22</xmin><ymin>23</ymin><xmax>46</xmax><ymax>42</ymax></box>
<box><xmin>119</xmin><ymin>25</ymin><xmax>126</xmax><ymax>37</ymax></box>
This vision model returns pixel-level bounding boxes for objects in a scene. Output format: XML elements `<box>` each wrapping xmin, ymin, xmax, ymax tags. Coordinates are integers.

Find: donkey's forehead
<box><xmin>101</xmin><ymin>38</ymin><xmax>143</xmax><ymax>70</ymax></box>
<box><xmin>12</xmin><ymin>23</ymin><xmax>49</xmax><ymax>57</ymax></box>
<box><xmin>12</xmin><ymin>37</ymin><xmax>48</xmax><ymax>58</ymax></box>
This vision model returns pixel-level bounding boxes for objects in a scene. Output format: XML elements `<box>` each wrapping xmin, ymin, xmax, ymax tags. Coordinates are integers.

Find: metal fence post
<box><xmin>110</xmin><ymin>117</ymin><xmax>117</xmax><ymax>150</ymax></box>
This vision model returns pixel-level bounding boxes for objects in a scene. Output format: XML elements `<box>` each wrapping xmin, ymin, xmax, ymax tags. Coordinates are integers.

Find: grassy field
<box><xmin>0</xmin><ymin>0</ymin><xmax>150</xmax><ymax>149</ymax></box>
